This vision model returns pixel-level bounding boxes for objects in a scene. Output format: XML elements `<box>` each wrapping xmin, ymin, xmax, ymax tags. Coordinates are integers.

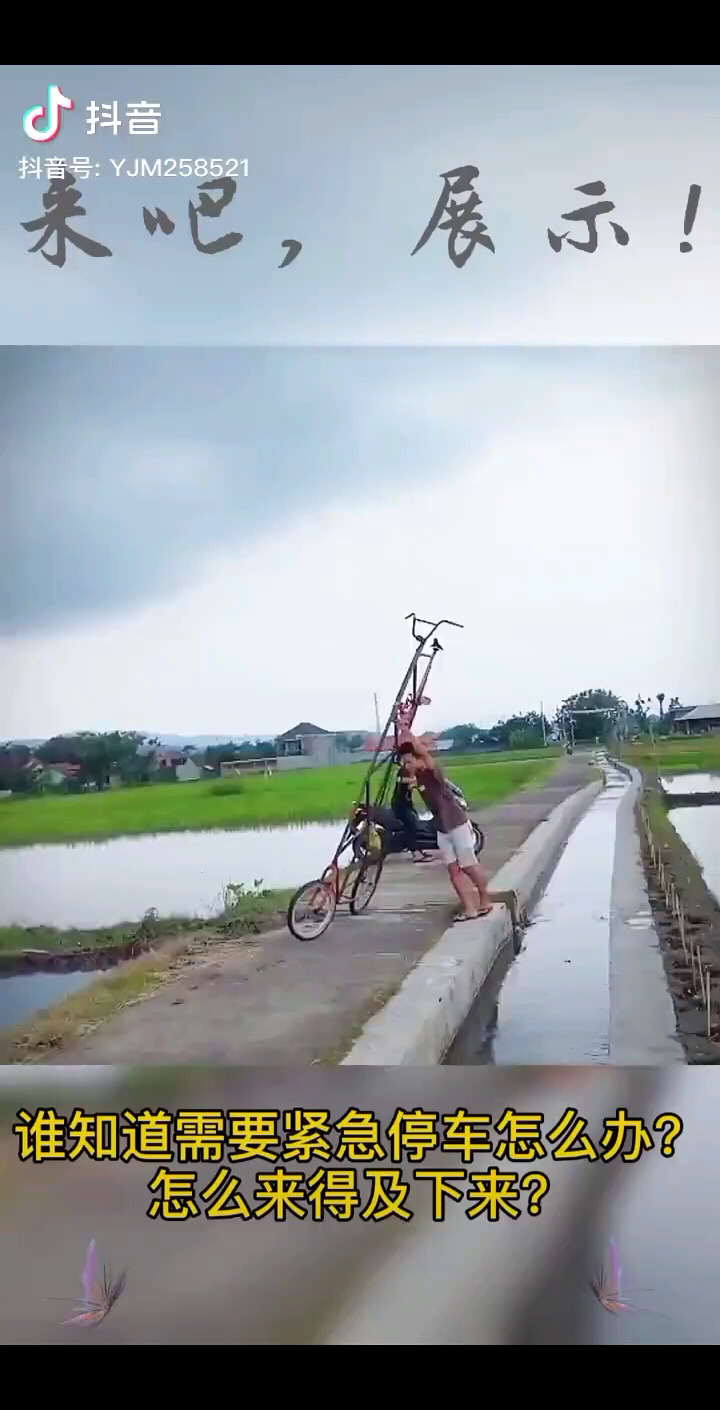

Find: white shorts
<box><xmin>437</xmin><ymin>821</ymin><xmax>477</xmax><ymax>867</ymax></box>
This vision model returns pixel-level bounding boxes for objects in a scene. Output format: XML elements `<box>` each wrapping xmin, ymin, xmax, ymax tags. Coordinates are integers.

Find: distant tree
<box><xmin>500</xmin><ymin>711</ymin><xmax>545</xmax><ymax>749</ymax></box>
<box><xmin>121</xmin><ymin>736</ymin><xmax>160</xmax><ymax>784</ymax></box>
<box><xmin>337</xmin><ymin>734</ymin><xmax>366</xmax><ymax>752</ymax></box>
<box><xmin>631</xmin><ymin>696</ymin><xmax>657</xmax><ymax>734</ymax></box>
<box><xmin>36</xmin><ymin>731</ymin><xmax>145</xmax><ymax>789</ymax></box>
<box><xmin>657</xmin><ymin>692</ymin><xmax>665</xmax><ymax>717</ymax></box>
<box><xmin>508</xmin><ymin>727</ymin><xmax>541</xmax><ymax>750</ymax></box>
<box><xmin>0</xmin><ymin>744</ymin><xmax>34</xmax><ymax>793</ymax></box>
<box><xmin>441</xmin><ymin>720</ymin><xmax>543</xmax><ymax>752</ymax></box>
<box><xmin>558</xmin><ymin>689</ymin><xmax>622</xmax><ymax>742</ymax></box>
<box><xmin>204</xmin><ymin>740</ymin><xmax>277</xmax><ymax>769</ymax></box>
<box><xmin>659</xmin><ymin>695</ymin><xmax>684</xmax><ymax>736</ymax></box>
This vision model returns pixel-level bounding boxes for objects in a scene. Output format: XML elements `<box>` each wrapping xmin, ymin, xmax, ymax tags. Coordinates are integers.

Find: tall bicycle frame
<box><xmin>286</xmin><ymin>614</ymin><xmax>463</xmax><ymax>941</ymax></box>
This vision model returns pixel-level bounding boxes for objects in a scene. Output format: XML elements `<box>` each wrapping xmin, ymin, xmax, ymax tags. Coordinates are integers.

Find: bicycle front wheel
<box><xmin>287</xmin><ymin>879</ymin><xmax>337</xmax><ymax>941</ymax></box>
<box><xmin>349</xmin><ymin>857</ymin><xmax>384</xmax><ymax>915</ymax></box>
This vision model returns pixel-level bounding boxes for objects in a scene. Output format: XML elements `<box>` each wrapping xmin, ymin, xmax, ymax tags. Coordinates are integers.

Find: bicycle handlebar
<box><xmin>405</xmin><ymin>614</ymin><xmax>464</xmax><ymax>643</ymax></box>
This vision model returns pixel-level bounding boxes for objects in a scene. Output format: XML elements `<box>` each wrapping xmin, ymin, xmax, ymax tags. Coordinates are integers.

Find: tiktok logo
<box><xmin>22</xmin><ymin>85</ymin><xmax>74</xmax><ymax>142</ymax></box>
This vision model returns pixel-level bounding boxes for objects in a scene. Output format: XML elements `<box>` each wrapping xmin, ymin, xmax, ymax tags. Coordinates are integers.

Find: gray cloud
<box><xmin>2</xmin><ymin>346</ymin><xmax>718</xmax><ymax>642</ymax></box>
<box><xmin>0</xmin><ymin>348</ymin><xmax>487</xmax><ymax>635</ymax></box>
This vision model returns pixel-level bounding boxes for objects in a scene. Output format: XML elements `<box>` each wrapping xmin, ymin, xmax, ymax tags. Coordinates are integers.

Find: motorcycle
<box><xmin>351</xmin><ymin>780</ymin><xmax>485</xmax><ymax>861</ymax></box>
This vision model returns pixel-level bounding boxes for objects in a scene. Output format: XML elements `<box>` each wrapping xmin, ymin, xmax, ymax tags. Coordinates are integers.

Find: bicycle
<box><xmin>286</xmin><ymin>614</ymin><xmax>463</xmax><ymax>942</ymax></box>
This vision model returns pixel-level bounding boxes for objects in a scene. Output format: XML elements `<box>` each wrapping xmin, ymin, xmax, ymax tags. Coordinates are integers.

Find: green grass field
<box><xmin>0</xmin><ymin>749</ymin><xmax>561</xmax><ymax>848</ymax></box>
<box><xmin>619</xmin><ymin>735</ymin><xmax>720</xmax><ymax>775</ymax></box>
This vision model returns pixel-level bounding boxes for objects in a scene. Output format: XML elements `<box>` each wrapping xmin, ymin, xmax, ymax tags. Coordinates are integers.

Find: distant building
<box><xmin>672</xmin><ymin>704</ymin><xmax>720</xmax><ymax>735</ymax></box>
<box><xmin>275</xmin><ymin>722</ymin><xmax>340</xmax><ymax>770</ymax></box>
<box><xmin>175</xmin><ymin>756</ymin><xmax>205</xmax><ymax>782</ymax></box>
<box><xmin>153</xmin><ymin>748</ymin><xmax>188</xmax><ymax>769</ymax></box>
<box><xmin>153</xmin><ymin>747</ymin><xmax>205</xmax><ymax>781</ymax></box>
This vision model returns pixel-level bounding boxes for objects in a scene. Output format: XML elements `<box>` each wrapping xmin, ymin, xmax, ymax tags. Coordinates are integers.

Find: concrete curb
<box><xmin>607</xmin><ymin>758</ymin><xmax>685</xmax><ymax>1065</ymax></box>
<box><xmin>341</xmin><ymin>776</ymin><xmax>604</xmax><ymax>1066</ymax></box>
<box><xmin>607</xmin><ymin>755</ymin><xmax>633</xmax><ymax>781</ymax></box>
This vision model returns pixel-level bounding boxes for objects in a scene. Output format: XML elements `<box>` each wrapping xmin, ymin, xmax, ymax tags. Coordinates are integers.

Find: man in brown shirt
<box><xmin>398</xmin><ymin>731</ymin><xmax>493</xmax><ymax>921</ymax></box>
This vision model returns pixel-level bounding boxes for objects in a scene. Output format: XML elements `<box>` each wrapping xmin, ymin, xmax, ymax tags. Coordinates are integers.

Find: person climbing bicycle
<box><xmin>397</xmin><ymin>730</ymin><xmax>493</xmax><ymax>921</ymax></box>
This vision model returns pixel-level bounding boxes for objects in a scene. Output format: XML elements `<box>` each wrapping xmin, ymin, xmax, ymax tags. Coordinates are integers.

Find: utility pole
<box><xmin>540</xmin><ymin>702</ymin><xmax>546</xmax><ymax>745</ymax></box>
<box><xmin>373</xmin><ymin>693</ymin><xmax>381</xmax><ymax>736</ymax></box>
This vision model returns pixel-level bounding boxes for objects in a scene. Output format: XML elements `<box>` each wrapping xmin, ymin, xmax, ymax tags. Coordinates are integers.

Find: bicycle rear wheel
<box><xmin>287</xmin><ymin>878</ymin><xmax>337</xmax><ymax>941</ymax></box>
<box><xmin>472</xmin><ymin>823</ymin><xmax>485</xmax><ymax>856</ymax></box>
<box><xmin>349</xmin><ymin>856</ymin><xmax>384</xmax><ymax>915</ymax></box>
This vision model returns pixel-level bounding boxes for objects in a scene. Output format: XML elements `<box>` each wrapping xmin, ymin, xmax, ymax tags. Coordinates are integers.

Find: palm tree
<box><xmin>657</xmin><ymin>692</ymin><xmax>665</xmax><ymax>718</ymax></box>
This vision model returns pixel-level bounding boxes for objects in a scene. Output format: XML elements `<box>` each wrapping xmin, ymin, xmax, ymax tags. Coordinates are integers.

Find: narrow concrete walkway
<box><xmin>609</xmin><ymin>765</ymin><xmax>685</xmax><ymax>1063</ymax></box>
<box><xmin>46</xmin><ymin>756</ymin><xmax>594</xmax><ymax>1065</ymax></box>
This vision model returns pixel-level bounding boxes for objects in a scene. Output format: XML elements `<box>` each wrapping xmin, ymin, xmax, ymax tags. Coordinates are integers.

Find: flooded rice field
<box><xmin>660</xmin><ymin>772</ymin><xmax>720</xmax><ymax>796</ymax></box>
<box><xmin>0</xmin><ymin>821</ymin><xmax>340</xmax><ymax>1029</ymax></box>
<box><xmin>0</xmin><ymin>822</ymin><xmax>340</xmax><ymax>931</ymax></box>
<box><xmin>666</xmin><ymin>802</ymin><xmax>720</xmax><ymax>905</ymax></box>
<box><xmin>0</xmin><ymin>969</ymin><xmax>97</xmax><ymax>1030</ymax></box>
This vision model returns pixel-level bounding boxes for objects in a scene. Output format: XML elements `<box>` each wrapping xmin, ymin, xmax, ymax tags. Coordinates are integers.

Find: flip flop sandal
<box><xmin>453</xmin><ymin>913</ymin><xmax>480</xmax><ymax>923</ymax></box>
<box><xmin>412</xmin><ymin>855</ymin><xmax>432</xmax><ymax>863</ymax></box>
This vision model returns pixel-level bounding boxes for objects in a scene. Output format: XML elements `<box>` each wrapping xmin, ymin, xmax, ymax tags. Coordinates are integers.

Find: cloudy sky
<box><xmin>2</xmin><ymin>65</ymin><xmax>720</xmax><ymax>343</ymax></box>
<box><xmin>0</xmin><ymin>346</ymin><xmax>718</xmax><ymax>741</ymax></box>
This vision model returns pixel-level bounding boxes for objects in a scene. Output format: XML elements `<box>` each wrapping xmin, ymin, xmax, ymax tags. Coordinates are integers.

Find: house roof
<box><xmin>674</xmin><ymin>704</ymin><xmax>720</xmax><ymax>722</ymax></box>
<box><xmin>276</xmin><ymin>722</ymin><xmax>332</xmax><ymax>741</ymax></box>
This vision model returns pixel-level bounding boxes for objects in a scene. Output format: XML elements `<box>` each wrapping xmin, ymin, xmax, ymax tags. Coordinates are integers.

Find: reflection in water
<box><xmin>661</xmin><ymin>772</ymin><xmax>720</xmax><ymax>795</ymax></box>
<box><xmin>668</xmin><ymin>803</ymin><xmax>720</xmax><ymax>903</ymax></box>
<box><xmin>0</xmin><ymin>969</ymin><xmax>96</xmax><ymax>1029</ymax></box>
<box><xmin>594</xmin><ymin>1071</ymin><xmax>720</xmax><ymax>1344</ymax></box>
<box><xmin>450</xmin><ymin>772</ymin><xmax>628</xmax><ymax>1065</ymax></box>
<box><xmin>0</xmin><ymin>821</ymin><xmax>341</xmax><ymax>930</ymax></box>
<box><xmin>1</xmin><ymin>1069</ymin><xmax>718</xmax><ymax>1343</ymax></box>
<box><xmin>0</xmin><ymin>1068</ymin><xmax>676</xmax><ymax>1344</ymax></box>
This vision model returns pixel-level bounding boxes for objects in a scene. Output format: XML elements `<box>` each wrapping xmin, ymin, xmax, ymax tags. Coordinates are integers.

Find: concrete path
<box><xmin>47</xmin><ymin>756</ymin><xmax>594</xmax><ymax>1065</ymax></box>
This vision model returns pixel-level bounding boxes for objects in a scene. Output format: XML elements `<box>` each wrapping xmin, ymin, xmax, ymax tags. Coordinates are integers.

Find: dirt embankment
<box><xmin>0</xmin><ymin>894</ymin><xmax>293</xmax><ymax>977</ymax></box>
<box><xmin>637</xmin><ymin>773</ymin><xmax>720</xmax><ymax>1063</ymax></box>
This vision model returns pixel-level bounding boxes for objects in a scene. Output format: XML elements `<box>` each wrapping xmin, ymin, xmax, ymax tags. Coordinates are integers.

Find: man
<box><xmin>397</xmin><ymin>731</ymin><xmax>493</xmax><ymax>921</ymax></box>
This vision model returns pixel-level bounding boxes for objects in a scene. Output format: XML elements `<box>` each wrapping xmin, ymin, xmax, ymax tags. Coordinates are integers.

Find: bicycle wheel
<box><xmin>473</xmin><ymin>823</ymin><xmax>485</xmax><ymax>856</ymax></box>
<box><xmin>349</xmin><ymin>856</ymin><xmax>384</xmax><ymax>915</ymax></box>
<box><xmin>287</xmin><ymin>878</ymin><xmax>337</xmax><ymax>941</ymax></box>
